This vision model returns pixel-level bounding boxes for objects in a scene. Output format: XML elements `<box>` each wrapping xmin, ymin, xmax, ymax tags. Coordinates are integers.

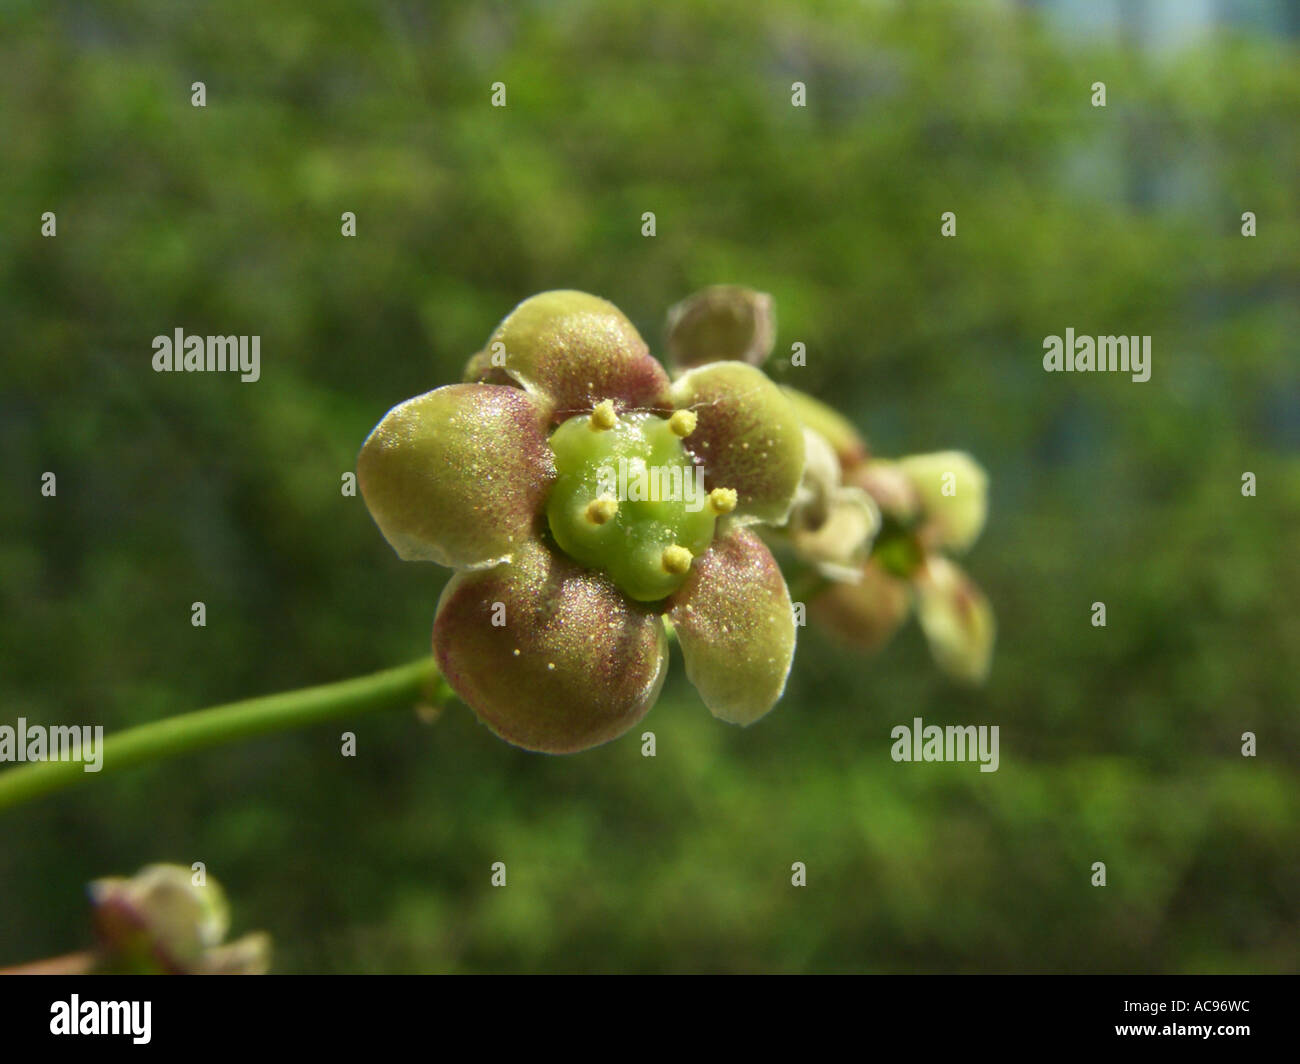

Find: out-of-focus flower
<box><xmin>88</xmin><ymin>864</ymin><xmax>270</xmax><ymax>975</ymax></box>
<box><xmin>359</xmin><ymin>291</ymin><xmax>807</xmax><ymax>753</ymax></box>
<box><xmin>815</xmin><ymin>452</ymin><xmax>995</xmax><ymax>684</ymax></box>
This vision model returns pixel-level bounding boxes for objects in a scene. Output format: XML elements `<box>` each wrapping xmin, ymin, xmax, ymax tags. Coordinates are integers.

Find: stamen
<box><xmin>589</xmin><ymin>400</ymin><xmax>617</xmax><ymax>430</ymax></box>
<box><xmin>661</xmin><ymin>544</ymin><xmax>693</xmax><ymax>574</ymax></box>
<box><xmin>585</xmin><ymin>497</ymin><xmax>618</xmax><ymax>525</ymax></box>
<box><xmin>668</xmin><ymin>409</ymin><xmax>697</xmax><ymax>437</ymax></box>
<box><xmin>708</xmin><ymin>487</ymin><xmax>738</xmax><ymax>515</ymax></box>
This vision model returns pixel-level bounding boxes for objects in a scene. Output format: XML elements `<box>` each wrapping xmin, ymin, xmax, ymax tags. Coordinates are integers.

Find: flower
<box><xmin>664</xmin><ymin>288</ymin><xmax>878</xmax><ymax>578</ymax></box>
<box><xmin>661</xmin><ymin>283</ymin><xmax>995</xmax><ymax>684</ymax></box>
<box><xmin>88</xmin><ymin>864</ymin><xmax>270</xmax><ymax>974</ymax></box>
<box><xmin>358</xmin><ymin>291</ymin><xmax>807</xmax><ymax>753</ymax></box>
<box><xmin>816</xmin><ymin>452</ymin><xmax>996</xmax><ymax>685</ymax></box>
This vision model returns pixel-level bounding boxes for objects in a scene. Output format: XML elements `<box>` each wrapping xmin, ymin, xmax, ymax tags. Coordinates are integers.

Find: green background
<box><xmin>1</xmin><ymin>0</ymin><xmax>1297</xmax><ymax>972</ymax></box>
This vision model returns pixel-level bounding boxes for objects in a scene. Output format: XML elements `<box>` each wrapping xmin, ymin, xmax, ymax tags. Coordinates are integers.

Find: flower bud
<box><xmin>665</xmin><ymin>285</ymin><xmax>775</xmax><ymax>370</ymax></box>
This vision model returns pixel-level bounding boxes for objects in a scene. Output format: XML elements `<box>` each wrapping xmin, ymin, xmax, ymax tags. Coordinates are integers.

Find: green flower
<box><xmin>358</xmin><ymin>291</ymin><xmax>806</xmax><ymax>753</ymax></box>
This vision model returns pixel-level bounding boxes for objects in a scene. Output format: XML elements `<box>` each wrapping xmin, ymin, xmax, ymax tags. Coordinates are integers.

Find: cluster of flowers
<box><xmin>358</xmin><ymin>287</ymin><xmax>993</xmax><ymax>754</ymax></box>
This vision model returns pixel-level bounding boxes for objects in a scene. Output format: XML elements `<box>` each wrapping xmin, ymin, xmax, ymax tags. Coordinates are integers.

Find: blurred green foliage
<box><xmin>1</xmin><ymin>0</ymin><xmax>1297</xmax><ymax>972</ymax></box>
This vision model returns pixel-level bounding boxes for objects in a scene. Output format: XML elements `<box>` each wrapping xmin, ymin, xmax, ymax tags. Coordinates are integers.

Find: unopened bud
<box><xmin>665</xmin><ymin>286</ymin><xmax>776</xmax><ymax>370</ymax></box>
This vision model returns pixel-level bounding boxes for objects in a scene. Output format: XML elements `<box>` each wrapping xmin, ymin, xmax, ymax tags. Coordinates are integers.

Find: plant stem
<box><xmin>0</xmin><ymin>658</ymin><xmax>445</xmax><ymax>815</ymax></box>
<box><xmin>0</xmin><ymin>950</ymin><xmax>96</xmax><ymax>975</ymax></box>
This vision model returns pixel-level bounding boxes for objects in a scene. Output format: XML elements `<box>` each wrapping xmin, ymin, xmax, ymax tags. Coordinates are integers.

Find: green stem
<box><xmin>0</xmin><ymin>658</ymin><xmax>445</xmax><ymax>815</ymax></box>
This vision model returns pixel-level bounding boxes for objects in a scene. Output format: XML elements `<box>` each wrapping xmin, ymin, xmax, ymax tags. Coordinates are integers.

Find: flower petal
<box><xmin>791</xmin><ymin>489</ymin><xmax>879</xmax><ymax>573</ymax></box>
<box><xmin>848</xmin><ymin>459</ymin><xmax>921</xmax><ymax>525</ymax></box>
<box><xmin>781</xmin><ymin>387</ymin><xmax>869</xmax><ymax>472</ymax></box>
<box><xmin>915</xmin><ymin>557</ymin><xmax>995</xmax><ymax>685</ymax></box>
<box><xmin>358</xmin><ymin>384</ymin><xmax>554</xmax><ymax>568</ymax></box>
<box><xmin>666</xmin><ymin>527</ymin><xmax>795</xmax><ymax>725</ymax></box>
<box><xmin>433</xmin><ymin>541</ymin><xmax>669</xmax><ymax>753</ymax></box>
<box><xmin>485</xmin><ymin>290</ymin><xmax>671</xmax><ymax>422</ymax></box>
<box><xmin>790</xmin><ymin>427</ymin><xmax>843</xmax><ymax>527</ymax></box>
<box><xmin>896</xmin><ymin>451</ymin><xmax>988</xmax><ymax>554</ymax></box>
<box><xmin>665</xmin><ymin>285</ymin><xmax>776</xmax><ymax>370</ymax></box>
<box><xmin>809</xmin><ymin>558</ymin><xmax>914</xmax><ymax>654</ymax></box>
<box><xmin>668</xmin><ymin>362</ymin><xmax>806</xmax><ymax>525</ymax></box>
<box><xmin>787</xmin><ymin>428</ymin><xmax>880</xmax><ymax>570</ymax></box>
<box><xmin>203</xmin><ymin>932</ymin><xmax>272</xmax><ymax>975</ymax></box>
<box><xmin>462</xmin><ymin>346</ymin><xmax>516</xmax><ymax>387</ymax></box>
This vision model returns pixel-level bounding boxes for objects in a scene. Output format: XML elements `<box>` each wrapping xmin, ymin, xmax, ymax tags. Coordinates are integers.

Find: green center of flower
<box><xmin>871</xmin><ymin>516</ymin><xmax>925</xmax><ymax>579</ymax></box>
<box><xmin>546</xmin><ymin>401</ymin><xmax>737</xmax><ymax>602</ymax></box>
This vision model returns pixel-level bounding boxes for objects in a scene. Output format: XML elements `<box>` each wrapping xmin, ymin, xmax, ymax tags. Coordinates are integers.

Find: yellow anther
<box><xmin>708</xmin><ymin>487</ymin><xmax>738</xmax><ymax>515</ymax></box>
<box><xmin>661</xmin><ymin>544</ymin><xmax>693</xmax><ymax>575</ymax></box>
<box><xmin>668</xmin><ymin>409</ymin><xmax>697</xmax><ymax>437</ymax></box>
<box><xmin>589</xmin><ymin>400</ymin><xmax>618</xmax><ymax>430</ymax></box>
<box><xmin>585</xmin><ymin>496</ymin><xmax>618</xmax><ymax>525</ymax></box>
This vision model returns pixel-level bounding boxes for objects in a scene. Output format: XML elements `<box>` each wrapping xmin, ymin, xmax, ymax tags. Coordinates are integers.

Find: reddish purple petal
<box><xmin>669</xmin><ymin>363</ymin><xmax>806</xmax><ymax>525</ymax></box>
<box><xmin>433</xmin><ymin>542</ymin><xmax>669</xmax><ymax>753</ymax></box>
<box><xmin>485</xmin><ymin>291</ymin><xmax>671</xmax><ymax>423</ymax></box>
